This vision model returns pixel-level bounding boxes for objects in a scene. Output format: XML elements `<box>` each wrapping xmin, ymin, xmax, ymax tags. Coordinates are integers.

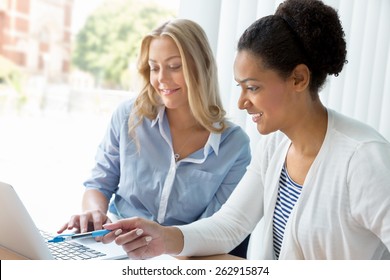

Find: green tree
<box><xmin>72</xmin><ymin>0</ymin><xmax>175</xmax><ymax>89</ymax></box>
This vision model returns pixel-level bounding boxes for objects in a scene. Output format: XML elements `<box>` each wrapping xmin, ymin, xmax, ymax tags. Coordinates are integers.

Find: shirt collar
<box><xmin>207</xmin><ymin>131</ymin><xmax>220</xmax><ymax>156</ymax></box>
<box><xmin>151</xmin><ymin>106</ymin><xmax>165</xmax><ymax>127</ymax></box>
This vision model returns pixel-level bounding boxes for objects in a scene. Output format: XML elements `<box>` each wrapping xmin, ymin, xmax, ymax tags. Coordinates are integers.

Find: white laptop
<box><xmin>0</xmin><ymin>181</ymin><xmax>128</xmax><ymax>260</ymax></box>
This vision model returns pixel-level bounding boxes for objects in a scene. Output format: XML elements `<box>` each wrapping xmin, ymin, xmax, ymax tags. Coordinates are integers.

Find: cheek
<box><xmin>174</xmin><ymin>73</ymin><xmax>188</xmax><ymax>93</ymax></box>
<box><xmin>149</xmin><ymin>74</ymin><xmax>159</xmax><ymax>89</ymax></box>
<box><xmin>174</xmin><ymin>72</ymin><xmax>186</xmax><ymax>87</ymax></box>
<box><xmin>266</xmin><ymin>84</ymin><xmax>288</xmax><ymax>109</ymax></box>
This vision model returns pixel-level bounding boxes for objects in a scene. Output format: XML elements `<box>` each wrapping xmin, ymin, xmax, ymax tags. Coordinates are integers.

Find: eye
<box><xmin>169</xmin><ymin>64</ymin><xmax>182</xmax><ymax>70</ymax></box>
<box><xmin>149</xmin><ymin>65</ymin><xmax>159</xmax><ymax>72</ymax></box>
<box><xmin>235</xmin><ymin>83</ymin><xmax>260</xmax><ymax>92</ymax></box>
<box><xmin>246</xmin><ymin>86</ymin><xmax>259</xmax><ymax>92</ymax></box>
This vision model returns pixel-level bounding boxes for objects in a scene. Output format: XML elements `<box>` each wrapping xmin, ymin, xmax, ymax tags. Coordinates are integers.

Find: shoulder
<box><xmin>325</xmin><ymin>110</ymin><xmax>390</xmax><ymax>173</ymax></box>
<box><xmin>113</xmin><ymin>98</ymin><xmax>134</xmax><ymax>117</ymax></box>
<box><xmin>220</xmin><ymin>120</ymin><xmax>250</xmax><ymax>144</ymax></box>
<box><xmin>329</xmin><ymin>109</ymin><xmax>388</xmax><ymax>145</ymax></box>
<box><xmin>110</xmin><ymin>98</ymin><xmax>135</xmax><ymax>124</ymax></box>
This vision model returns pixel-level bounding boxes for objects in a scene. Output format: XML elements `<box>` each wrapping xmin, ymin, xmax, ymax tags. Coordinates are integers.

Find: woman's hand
<box><xmin>103</xmin><ymin>217</ymin><xmax>184</xmax><ymax>260</ymax></box>
<box><xmin>57</xmin><ymin>209</ymin><xmax>111</xmax><ymax>235</ymax></box>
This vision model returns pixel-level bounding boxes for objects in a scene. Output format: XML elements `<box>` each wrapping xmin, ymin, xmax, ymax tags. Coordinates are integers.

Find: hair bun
<box><xmin>276</xmin><ymin>0</ymin><xmax>347</xmax><ymax>75</ymax></box>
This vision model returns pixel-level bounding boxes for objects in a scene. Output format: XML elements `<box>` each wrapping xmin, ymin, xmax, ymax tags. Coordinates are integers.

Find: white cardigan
<box><xmin>178</xmin><ymin>109</ymin><xmax>390</xmax><ymax>259</ymax></box>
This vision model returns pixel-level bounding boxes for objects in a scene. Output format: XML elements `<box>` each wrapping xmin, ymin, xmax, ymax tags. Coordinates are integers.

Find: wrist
<box><xmin>163</xmin><ymin>226</ymin><xmax>184</xmax><ymax>255</ymax></box>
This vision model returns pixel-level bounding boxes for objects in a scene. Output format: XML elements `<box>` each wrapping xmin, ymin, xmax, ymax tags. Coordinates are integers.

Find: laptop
<box><xmin>0</xmin><ymin>181</ymin><xmax>128</xmax><ymax>260</ymax></box>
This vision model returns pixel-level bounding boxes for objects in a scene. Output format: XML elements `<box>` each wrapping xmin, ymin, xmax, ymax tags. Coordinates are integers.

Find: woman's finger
<box><xmin>78</xmin><ymin>214</ymin><xmax>90</xmax><ymax>232</ymax></box>
<box><xmin>122</xmin><ymin>236</ymin><xmax>153</xmax><ymax>259</ymax></box>
<box><xmin>57</xmin><ymin>222</ymin><xmax>70</xmax><ymax>234</ymax></box>
<box><xmin>115</xmin><ymin>228</ymin><xmax>145</xmax><ymax>245</ymax></box>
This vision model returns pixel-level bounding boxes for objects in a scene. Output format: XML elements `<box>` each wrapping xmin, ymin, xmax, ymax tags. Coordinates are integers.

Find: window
<box><xmin>0</xmin><ymin>0</ymin><xmax>180</xmax><ymax>230</ymax></box>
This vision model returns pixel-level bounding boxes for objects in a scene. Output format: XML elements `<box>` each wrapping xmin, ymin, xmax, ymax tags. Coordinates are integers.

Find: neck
<box><xmin>166</xmin><ymin>107</ymin><xmax>200</xmax><ymax>130</ymax></box>
<box><xmin>283</xmin><ymin>100</ymin><xmax>328</xmax><ymax>157</ymax></box>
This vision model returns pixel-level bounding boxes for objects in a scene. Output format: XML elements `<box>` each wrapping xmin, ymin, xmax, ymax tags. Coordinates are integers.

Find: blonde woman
<box><xmin>59</xmin><ymin>19</ymin><xmax>251</xmax><ymax>257</ymax></box>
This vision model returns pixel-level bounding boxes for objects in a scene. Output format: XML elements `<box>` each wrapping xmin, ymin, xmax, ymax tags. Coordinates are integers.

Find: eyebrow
<box><xmin>148</xmin><ymin>56</ymin><xmax>181</xmax><ymax>63</ymax></box>
<box><xmin>235</xmin><ymin>78</ymin><xmax>258</xmax><ymax>83</ymax></box>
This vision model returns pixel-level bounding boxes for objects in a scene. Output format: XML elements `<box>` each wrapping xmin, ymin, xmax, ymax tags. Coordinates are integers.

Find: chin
<box><xmin>257</xmin><ymin>125</ymin><xmax>273</xmax><ymax>136</ymax></box>
<box><xmin>163</xmin><ymin>102</ymin><xmax>181</xmax><ymax>110</ymax></box>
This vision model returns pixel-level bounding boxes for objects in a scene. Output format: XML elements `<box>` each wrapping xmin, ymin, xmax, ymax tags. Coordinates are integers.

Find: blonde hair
<box><xmin>128</xmin><ymin>18</ymin><xmax>227</xmax><ymax>139</ymax></box>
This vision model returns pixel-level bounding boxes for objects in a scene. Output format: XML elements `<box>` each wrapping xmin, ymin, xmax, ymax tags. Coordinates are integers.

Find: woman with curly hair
<box><xmin>58</xmin><ymin>19</ymin><xmax>251</xmax><ymax>257</ymax></box>
<box><xmin>102</xmin><ymin>0</ymin><xmax>390</xmax><ymax>259</ymax></box>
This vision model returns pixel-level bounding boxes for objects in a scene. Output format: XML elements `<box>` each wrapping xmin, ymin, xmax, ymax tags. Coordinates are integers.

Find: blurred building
<box><xmin>0</xmin><ymin>0</ymin><xmax>73</xmax><ymax>83</ymax></box>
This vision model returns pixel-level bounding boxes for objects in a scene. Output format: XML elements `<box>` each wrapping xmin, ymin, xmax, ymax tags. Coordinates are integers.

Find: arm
<box><xmin>349</xmin><ymin>142</ymin><xmax>390</xmax><ymax>250</ymax></box>
<box><xmin>82</xmin><ymin>102</ymin><xmax>126</xmax><ymax>201</ymax></box>
<box><xmin>82</xmin><ymin>188</ymin><xmax>109</xmax><ymax>213</ymax></box>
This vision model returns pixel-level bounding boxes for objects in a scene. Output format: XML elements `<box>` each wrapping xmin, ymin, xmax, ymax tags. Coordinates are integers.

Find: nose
<box><xmin>238</xmin><ymin>97</ymin><xmax>250</xmax><ymax>110</ymax></box>
<box><xmin>158</xmin><ymin>68</ymin><xmax>169</xmax><ymax>83</ymax></box>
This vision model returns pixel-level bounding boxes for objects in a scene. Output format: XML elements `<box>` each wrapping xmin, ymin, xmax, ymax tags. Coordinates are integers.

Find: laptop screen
<box><xmin>0</xmin><ymin>181</ymin><xmax>53</xmax><ymax>259</ymax></box>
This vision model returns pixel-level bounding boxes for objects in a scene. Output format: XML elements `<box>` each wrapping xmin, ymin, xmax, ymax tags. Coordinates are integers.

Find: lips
<box><xmin>251</xmin><ymin>112</ymin><xmax>263</xmax><ymax>123</ymax></box>
<box><xmin>159</xmin><ymin>88</ymin><xmax>180</xmax><ymax>95</ymax></box>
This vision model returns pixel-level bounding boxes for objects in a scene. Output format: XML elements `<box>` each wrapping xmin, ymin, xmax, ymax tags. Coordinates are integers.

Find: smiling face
<box><xmin>148</xmin><ymin>36</ymin><xmax>189</xmax><ymax>110</ymax></box>
<box><xmin>234</xmin><ymin>50</ymin><xmax>296</xmax><ymax>135</ymax></box>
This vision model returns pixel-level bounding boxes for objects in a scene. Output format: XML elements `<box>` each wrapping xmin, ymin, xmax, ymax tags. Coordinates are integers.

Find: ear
<box><xmin>291</xmin><ymin>64</ymin><xmax>310</xmax><ymax>92</ymax></box>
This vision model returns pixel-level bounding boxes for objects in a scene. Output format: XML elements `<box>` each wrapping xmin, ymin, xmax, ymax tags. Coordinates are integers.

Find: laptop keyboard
<box><xmin>40</xmin><ymin>231</ymin><xmax>107</xmax><ymax>260</ymax></box>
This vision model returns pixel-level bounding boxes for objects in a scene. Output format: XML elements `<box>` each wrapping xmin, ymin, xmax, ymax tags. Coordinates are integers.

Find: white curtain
<box><xmin>179</xmin><ymin>0</ymin><xmax>390</xmax><ymax>147</ymax></box>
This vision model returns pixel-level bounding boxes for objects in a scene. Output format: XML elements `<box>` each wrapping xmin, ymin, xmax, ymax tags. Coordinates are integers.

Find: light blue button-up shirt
<box><xmin>84</xmin><ymin>99</ymin><xmax>251</xmax><ymax>226</ymax></box>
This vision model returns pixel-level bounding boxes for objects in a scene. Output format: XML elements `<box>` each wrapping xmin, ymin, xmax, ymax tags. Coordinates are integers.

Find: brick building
<box><xmin>0</xmin><ymin>0</ymin><xmax>73</xmax><ymax>82</ymax></box>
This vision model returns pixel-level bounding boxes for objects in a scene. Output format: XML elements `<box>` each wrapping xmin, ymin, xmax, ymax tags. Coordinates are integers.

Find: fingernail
<box><xmin>145</xmin><ymin>236</ymin><xmax>152</xmax><ymax>242</ymax></box>
<box><xmin>136</xmin><ymin>228</ymin><xmax>143</xmax><ymax>236</ymax></box>
<box><xmin>114</xmin><ymin>229</ymin><xmax>122</xmax><ymax>236</ymax></box>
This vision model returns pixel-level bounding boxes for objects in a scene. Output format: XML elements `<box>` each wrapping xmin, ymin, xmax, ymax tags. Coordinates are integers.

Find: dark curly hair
<box><xmin>237</xmin><ymin>0</ymin><xmax>347</xmax><ymax>98</ymax></box>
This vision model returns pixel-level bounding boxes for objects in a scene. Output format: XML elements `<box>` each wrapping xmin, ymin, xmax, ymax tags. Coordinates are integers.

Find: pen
<box><xmin>48</xmin><ymin>229</ymin><xmax>111</xmax><ymax>243</ymax></box>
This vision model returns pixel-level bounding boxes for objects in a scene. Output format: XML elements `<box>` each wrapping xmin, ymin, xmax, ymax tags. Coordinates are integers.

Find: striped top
<box><xmin>273</xmin><ymin>165</ymin><xmax>303</xmax><ymax>259</ymax></box>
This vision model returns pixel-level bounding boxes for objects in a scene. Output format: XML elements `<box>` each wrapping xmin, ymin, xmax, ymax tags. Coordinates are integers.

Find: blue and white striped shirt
<box><xmin>273</xmin><ymin>165</ymin><xmax>303</xmax><ymax>259</ymax></box>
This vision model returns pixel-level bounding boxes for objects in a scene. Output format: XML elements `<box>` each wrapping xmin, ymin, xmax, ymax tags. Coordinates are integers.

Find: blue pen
<box><xmin>48</xmin><ymin>229</ymin><xmax>111</xmax><ymax>243</ymax></box>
